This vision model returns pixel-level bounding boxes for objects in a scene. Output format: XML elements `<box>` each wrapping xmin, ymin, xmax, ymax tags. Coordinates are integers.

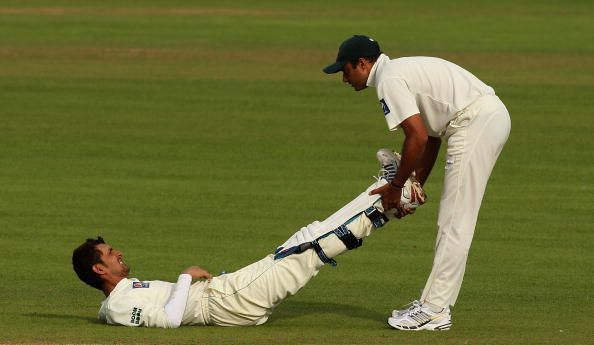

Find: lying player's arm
<box><xmin>164</xmin><ymin>267</ymin><xmax>213</xmax><ymax>328</ymax></box>
<box><xmin>104</xmin><ymin>267</ymin><xmax>214</xmax><ymax>328</ymax></box>
<box><xmin>162</xmin><ymin>273</ymin><xmax>192</xmax><ymax>328</ymax></box>
<box><xmin>182</xmin><ymin>266</ymin><xmax>213</xmax><ymax>281</ymax></box>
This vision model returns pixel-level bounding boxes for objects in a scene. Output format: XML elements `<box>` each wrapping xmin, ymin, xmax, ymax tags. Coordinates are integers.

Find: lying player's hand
<box><xmin>182</xmin><ymin>266</ymin><xmax>213</xmax><ymax>280</ymax></box>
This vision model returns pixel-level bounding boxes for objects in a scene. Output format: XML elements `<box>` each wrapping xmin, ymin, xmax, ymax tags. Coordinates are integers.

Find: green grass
<box><xmin>0</xmin><ymin>0</ymin><xmax>592</xmax><ymax>344</ymax></box>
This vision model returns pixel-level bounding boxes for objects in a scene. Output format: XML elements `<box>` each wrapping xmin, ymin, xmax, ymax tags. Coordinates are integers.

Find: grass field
<box><xmin>1</xmin><ymin>0</ymin><xmax>593</xmax><ymax>344</ymax></box>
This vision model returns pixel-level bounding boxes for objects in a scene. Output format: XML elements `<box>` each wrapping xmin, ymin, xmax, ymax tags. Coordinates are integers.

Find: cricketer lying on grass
<box><xmin>72</xmin><ymin>152</ymin><xmax>441</xmax><ymax>329</ymax></box>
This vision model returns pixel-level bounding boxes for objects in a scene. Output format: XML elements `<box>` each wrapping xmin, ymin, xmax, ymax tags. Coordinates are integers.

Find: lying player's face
<box><xmin>95</xmin><ymin>243</ymin><xmax>130</xmax><ymax>278</ymax></box>
<box><xmin>342</xmin><ymin>59</ymin><xmax>369</xmax><ymax>91</ymax></box>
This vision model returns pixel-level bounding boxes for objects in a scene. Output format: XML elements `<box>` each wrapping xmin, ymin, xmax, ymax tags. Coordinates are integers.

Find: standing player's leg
<box><xmin>421</xmin><ymin>96</ymin><xmax>510</xmax><ymax>307</ymax></box>
<box><xmin>389</xmin><ymin>95</ymin><xmax>511</xmax><ymax>331</ymax></box>
<box><xmin>202</xmin><ymin>178</ymin><xmax>395</xmax><ymax>327</ymax></box>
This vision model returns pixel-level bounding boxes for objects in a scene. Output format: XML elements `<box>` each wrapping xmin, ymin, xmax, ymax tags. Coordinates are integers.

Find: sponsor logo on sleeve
<box><xmin>379</xmin><ymin>99</ymin><xmax>390</xmax><ymax>115</ymax></box>
<box><xmin>132</xmin><ymin>281</ymin><xmax>150</xmax><ymax>289</ymax></box>
<box><xmin>130</xmin><ymin>307</ymin><xmax>142</xmax><ymax>325</ymax></box>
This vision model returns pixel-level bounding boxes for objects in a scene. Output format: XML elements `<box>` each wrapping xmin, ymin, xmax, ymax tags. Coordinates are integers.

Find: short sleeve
<box><xmin>104</xmin><ymin>297</ymin><xmax>172</xmax><ymax>328</ymax></box>
<box><xmin>377</xmin><ymin>78</ymin><xmax>420</xmax><ymax>131</ymax></box>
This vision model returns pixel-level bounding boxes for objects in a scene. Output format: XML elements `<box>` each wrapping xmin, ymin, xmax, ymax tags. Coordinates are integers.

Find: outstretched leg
<box><xmin>274</xmin><ymin>178</ymin><xmax>391</xmax><ymax>264</ymax></box>
<box><xmin>203</xmin><ymin>178</ymin><xmax>393</xmax><ymax>326</ymax></box>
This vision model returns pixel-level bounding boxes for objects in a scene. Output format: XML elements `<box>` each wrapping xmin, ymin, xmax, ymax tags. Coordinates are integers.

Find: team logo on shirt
<box><xmin>132</xmin><ymin>281</ymin><xmax>150</xmax><ymax>289</ymax></box>
<box><xmin>130</xmin><ymin>307</ymin><xmax>143</xmax><ymax>325</ymax></box>
<box><xmin>379</xmin><ymin>99</ymin><xmax>390</xmax><ymax>115</ymax></box>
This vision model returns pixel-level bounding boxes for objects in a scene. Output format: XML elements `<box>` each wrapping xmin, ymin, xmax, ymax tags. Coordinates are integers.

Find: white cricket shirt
<box><xmin>99</xmin><ymin>278</ymin><xmax>208</xmax><ymax>328</ymax></box>
<box><xmin>366</xmin><ymin>54</ymin><xmax>495</xmax><ymax>136</ymax></box>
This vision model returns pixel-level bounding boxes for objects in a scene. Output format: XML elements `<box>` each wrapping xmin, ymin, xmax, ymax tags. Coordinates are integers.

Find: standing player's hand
<box><xmin>182</xmin><ymin>266</ymin><xmax>213</xmax><ymax>280</ymax></box>
<box><xmin>369</xmin><ymin>184</ymin><xmax>413</xmax><ymax>219</ymax></box>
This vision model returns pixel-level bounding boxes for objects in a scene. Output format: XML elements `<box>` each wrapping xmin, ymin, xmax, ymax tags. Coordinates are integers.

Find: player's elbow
<box><xmin>164</xmin><ymin>311</ymin><xmax>184</xmax><ymax>328</ymax></box>
<box><xmin>418</xmin><ymin>133</ymin><xmax>428</xmax><ymax>145</ymax></box>
<box><xmin>412</xmin><ymin>131</ymin><xmax>428</xmax><ymax>149</ymax></box>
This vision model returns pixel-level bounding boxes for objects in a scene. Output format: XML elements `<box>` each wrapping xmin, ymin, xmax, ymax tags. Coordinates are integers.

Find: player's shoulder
<box><xmin>393</xmin><ymin>56</ymin><xmax>468</xmax><ymax>71</ymax></box>
<box><xmin>388</xmin><ymin>56</ymin><xmax>448</xmax><ymax>67</ymax></box>
<box><xmin>99</xmin><ymin>278</ymin><xmax>146</xmax><ymax>324</ymax></box>
<box><xmin>380</xmin><ymin>56</ymin><xmax>427</xmax><ymax>79</ymax></box>
<box><xmin>384</xmin><ymin>56</ymin><xmax>464</xmax><ymax>81</ymax></box>
<box><xmin>102</xmin><ymin>278</ymin><xmax>148</xmax><ymax>310</ymax></box>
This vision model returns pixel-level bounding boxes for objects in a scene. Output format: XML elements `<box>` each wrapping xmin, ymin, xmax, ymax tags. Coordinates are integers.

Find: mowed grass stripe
<box><xmin>1</xmin><ymin>47</ymin><xmax>593</xmax><ymax>86</ymax></box>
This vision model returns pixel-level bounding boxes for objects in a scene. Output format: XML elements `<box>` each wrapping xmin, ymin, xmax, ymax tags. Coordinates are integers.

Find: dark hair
<box><xmin>72</xmin><ymin>236</ymin><xmax>106</xmax><ymax>291</ymax></box>
<box><xmin>348</xmin><ymin>52</ymin><xmax>382</xmax><ymax>69</ymax></box>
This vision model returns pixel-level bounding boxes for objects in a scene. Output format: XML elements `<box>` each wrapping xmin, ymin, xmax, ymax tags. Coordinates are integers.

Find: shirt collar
<box><xmin>111</xmin><ymin>278</ymin><xmax>132</xmax><ymax>295</ymax></box>
<box><xmin>366</xmin><ymin>53</ymin><xmax>390</xmax><ymax>88</ymax></box>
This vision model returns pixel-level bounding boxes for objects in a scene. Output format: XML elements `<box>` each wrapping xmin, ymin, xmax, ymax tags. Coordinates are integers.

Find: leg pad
<box><xmin>311</xmin><ymin>240</ymin><xmax>337</xmax><ymax>266</ymax></box>
<box><xmin>274</xmin><ymin>207</ymin><xmax>388</xmax><ymax>265</ymax></box>
<box><xmin>333</xmin><ymin>224</ymin><xmax>363</xmax><ymax>250</ymax></box>
<box><xmin>364</xmin><ymin>206</ymin><xmax>389</xmax><ymax>228</ymax></box>
<box><xmin>274</xmin><ymin>242</ymin><xmax>313</xmax><ymax>260</ymax></box>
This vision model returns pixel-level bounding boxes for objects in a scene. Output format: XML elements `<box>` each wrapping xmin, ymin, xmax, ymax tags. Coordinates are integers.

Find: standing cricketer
<box><xmin>323</xmin><ymin>35</ymin><xmax>511</xmax><ymax>330</ymax></box>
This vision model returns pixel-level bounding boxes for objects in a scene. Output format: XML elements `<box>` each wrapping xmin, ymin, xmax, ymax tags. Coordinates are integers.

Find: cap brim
<box><xmin>323</xmin><ymin>61</ymin><xmax>345</xmax><ymax>74</ymax></box>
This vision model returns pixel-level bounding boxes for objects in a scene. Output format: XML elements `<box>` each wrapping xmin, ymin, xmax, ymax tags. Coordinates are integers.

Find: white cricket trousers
<box><xmin>201</xmin><ymin>180</ymin><xmax>386</xmax><ymax>326</ymax></box>
<box><xmin>421</xmin><ymin>95</ymin><xmax>511</xmax><ymax>308</ymax></box>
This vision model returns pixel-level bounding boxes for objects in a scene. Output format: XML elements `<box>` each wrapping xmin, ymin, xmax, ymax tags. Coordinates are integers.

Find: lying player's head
<box><xmin>72</xmin><ymin>236</ymin><xmax>130</xmax><ymax>290</ymax></box>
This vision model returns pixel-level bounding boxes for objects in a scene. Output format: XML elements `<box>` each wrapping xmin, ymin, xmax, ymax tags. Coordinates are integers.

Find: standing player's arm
<box><xmin>391</xmin><ymin>114</ymin><xmax>428</xmax><ymax>188</ymax></box>
<box><xmin>414</xmin><ymin>136</ymin><xmax>441</xmax><ymax>186</ymax></box>
<box><xmin>370</xmin><ymin>114</ymin><xmax>428</xmax><ymax>217</ymax></box>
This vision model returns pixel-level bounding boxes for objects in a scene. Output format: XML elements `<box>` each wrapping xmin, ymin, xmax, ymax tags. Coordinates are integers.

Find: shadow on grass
<box><xmin>23</xmin><ymin>312</ymin><xmax>101</xmax><ymax>324</ymax></box>
<box><xmin>267</xmin><ymin>300</ymin><xmax>385</xmax><ymax>324</ymax></box>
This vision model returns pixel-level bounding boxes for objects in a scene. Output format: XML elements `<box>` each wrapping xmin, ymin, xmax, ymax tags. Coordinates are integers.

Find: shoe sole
<box><xmin>387</xmin><ymin>318</ymin><xmax>452</xmax><ymax>331</ymax></box>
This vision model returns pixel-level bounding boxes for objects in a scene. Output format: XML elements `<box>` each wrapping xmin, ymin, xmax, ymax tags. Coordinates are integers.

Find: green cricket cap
<box><xmin>323</xmin><ymin>35</ymin><xmax>381</xmax><ymax>74</ymax></box>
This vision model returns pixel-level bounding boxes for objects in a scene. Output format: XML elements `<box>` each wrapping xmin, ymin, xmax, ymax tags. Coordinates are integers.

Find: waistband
<box><xmin>181</xmin><ymin>281</ymin><xmax>210</xmax><ymax>326</ymax></box>
<box><xmin>443</xmin><ymin>95</ymin><xmax>501</xmax><ymax>133</ymax></box>
<box><xmin>200</xmin><ymin>288</ymin><xmax>211</xmax><ymax>325</ymax></box>
<box><xmin>455</xmin><ymin>95</ymin><xmax>500</xmax><ymax>118</ymax></box>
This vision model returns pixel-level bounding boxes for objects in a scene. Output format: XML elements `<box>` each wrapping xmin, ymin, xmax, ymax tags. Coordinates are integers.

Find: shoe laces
<box><xmin>403</xmin><ymin>300</ymin><xmax>422</xmax><ymax>313</ymax></box>
<box><xmin>372</xmin><ymin>174</ymin><xmax>383</xmax><ymax>183</ymax></box>
<box><xmin>372</xmin><ymin>170</ymin><xmax>390</xmax><ymax>183</ymax></box>
<box><xmin>378</xmin><ymin>164</ymin><xmax>397</xmax><ymax>182</ymax></box>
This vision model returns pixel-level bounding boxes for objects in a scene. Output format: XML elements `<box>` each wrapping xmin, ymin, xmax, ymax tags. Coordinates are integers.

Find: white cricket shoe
<box><xmin>376</xmin><ymin>148</ymin><xmax>426</xmax><ymax>212</ymax></box>
<box><xmin>391</xmin><ymin>299</ymin><xmax>421</xmax><ymax>318</ymax></box>
<box><xmin>376</xmin><ymin>148</ymin><xmax>401</xmax><ymax>182</ymax></box>
<box><xmin>388</xmin><ymin>303</ymin><xmax>452</xmax><ymax>331</ymax></box>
